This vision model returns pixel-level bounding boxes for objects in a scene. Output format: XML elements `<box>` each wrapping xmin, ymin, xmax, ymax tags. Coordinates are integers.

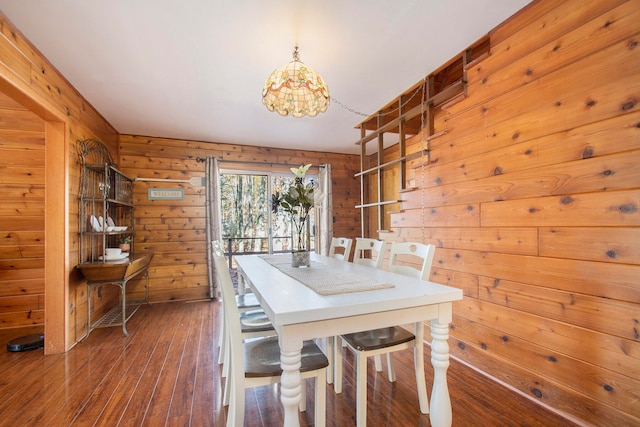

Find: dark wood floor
<box><xmin>0</xmin><ymin>301</ymin><xmax>577</xmax><ymax>426</ymax></box>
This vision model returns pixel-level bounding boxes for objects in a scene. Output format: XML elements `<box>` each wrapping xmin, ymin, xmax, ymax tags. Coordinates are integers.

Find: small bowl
<box><xmin>106</xmin><ymin>226</ymin><xmax>115</xmax><ymax>232</ymax></box>
<box><xmin>105</xmin><ymin>248</ymin><xmax>122</xmax><ymax>257</ymax></box>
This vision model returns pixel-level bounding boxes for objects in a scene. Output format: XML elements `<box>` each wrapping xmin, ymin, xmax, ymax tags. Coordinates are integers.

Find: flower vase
<box><xmin>291</xmin><ymin>211</ymin><xmax>311</xmax><ymax>268</ymax></box>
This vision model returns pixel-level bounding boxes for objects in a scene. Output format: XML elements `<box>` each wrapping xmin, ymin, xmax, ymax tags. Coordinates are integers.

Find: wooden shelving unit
<box><xmin>354</xmin><ymin>39</ymin><xmax>490</xmax><ymax>236</ymax></box>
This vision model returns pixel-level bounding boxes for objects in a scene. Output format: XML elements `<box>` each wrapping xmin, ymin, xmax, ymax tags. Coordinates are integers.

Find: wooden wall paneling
<box><xmin>394</xmin><ymin>226</ymin><xmax>539</xmax><ymax>256</ymax></box>
<box><xmin>0</xmin><ymin>99</ymin><xmax>45</xmax><ymax>332</ymax></box>
<box><xmin>480</xmin><ymin>0</ymin><xmax>628</xmax><ymax>85</ymax></box>
<box><xmin>453</xmin><ymin>295</ymin><xmax>640</xmax><ymax>384</ymax></box>
<box><xmin>416</xmin><ymin>111</ymin><xmax>640</xmax><ymax>188</ymax></box>
<box><xmin>450</xmin><ymin>312</ymin><xmax>639</xmax><ymax>418</ymax></box>
<box><xmin>477</xmin><ymin>276</ymin><xmax>638</xmax><ymax>340</ymax></box>
<box><xmin>481</xmin><ymin>189</ymin><xmax>640</xmax><ymax>227</ymax></box>
<box><xmin>29</xmin><ymin>66</ymin><xmax>82</xmax><ymax>121</ymax></box>
<box><xmin>442</xmin><ymin>39</ymin><xmax>640</xmax><ymax>163</ymax></box>
<box><xmin>420</xmin><ymin>151</ymin><xmax>639</xmax><ymax>208</ymax></box>
<box><xmin>429</xmin><ymin>268</ymin><xmax>479</xmax><ymax>298</ymax></box>
<box><xmin>448</xmin><ymin>312</ymin><xmax>639</xmax><ymax>426</ymax></box>
<box><xmin>0</xmin><ymin>309</ymin><xmax>44</xmax><ymax>328</ymax></box>
<box><xmin>120</xmin><ymin>134</ymin><xmax>361</xmax><ymax>303</ymax></box>
<box><xmin>0</xmin><ymin>11</ymin><xmax>119</xmax><ymax>351</ymax></box>
<box><xmin>435</xmin><ymin>247</ymin><xmax>638</xmax><ymax>303</ymax></box>
<box><xmin>539</xmin><ymin>226</ymin><xmax>640</xmax><ymax>263</ymax></box>
<box><xmin>0</xmin><ymin>274</ymin><xmax>43</xmax><ymax>297</ymax></box>
<box><xmin>0</xmin><ymin>19</ymin><xmax>32</xmax><ymax>84</ymax></box>
<box><xmin>391</xmin><ymin>203</ymin><xmax>480</xmax><ymax>226</ymax></box>
<box><xmin>464</xmin><ymin>1</ymin><xmax>639</xmax><ymax>112</ymax></box>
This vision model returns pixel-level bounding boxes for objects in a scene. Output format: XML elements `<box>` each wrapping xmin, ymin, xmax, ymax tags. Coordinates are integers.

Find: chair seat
<box><xmin>240</xmin><ymin>310</ymin><xmax>273</xmax><ymax>331</ymax></box>
<box><xmin>244</xmin><ymin>337</ymin><xmax>329</xmax><ymax>378</ymax></box>
<box><xmin>236</xmin><ymin>292</ymin><xmax>259</xmax><ymax>309</ymax></box>
<box><xmin>342</xmin><ymin>326</ymin><xmax>414</xmax><ymax>351</ymax></box>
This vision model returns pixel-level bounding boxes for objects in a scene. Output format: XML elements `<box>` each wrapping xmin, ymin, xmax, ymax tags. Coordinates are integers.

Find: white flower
<box><xmin>291</xmin><ymin>163</ymin><xmax>311</xmax><ymax>178</ymax></box>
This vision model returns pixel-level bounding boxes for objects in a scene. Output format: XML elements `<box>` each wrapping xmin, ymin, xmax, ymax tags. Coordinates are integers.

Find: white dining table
<box><xmin>235</xmin><ymin>253</ymin><xmax>463</xmax><ymax>427</ymax></box>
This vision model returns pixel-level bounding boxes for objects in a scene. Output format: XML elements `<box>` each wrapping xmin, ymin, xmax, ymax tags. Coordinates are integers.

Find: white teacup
<box><xmin>105</xmin><ymin>248</ymin><xmax>122</xmax><ymax>257</ymax></box>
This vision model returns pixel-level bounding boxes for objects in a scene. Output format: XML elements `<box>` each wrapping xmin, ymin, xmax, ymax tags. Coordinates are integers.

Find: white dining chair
<box><xmin>212</xmin><ymin>241</ymin><xmax>275</xmax><ymax>399</ymax></box>
<box><xmin>335</xmin><ymin>241</ymin><xmax>435</xmax><ymax>426</ymax></box>
<box><xmin>347</xmin><ymin>237</ymin><xmax>388</xmax><ymax>375</ymax></box>
<box><xmin>216</xmin><ymin>290</ymin><xmax>262</xmax><ymax>366</ymax></box>
<box><xmin>328</xmin><ymin>237</ymin><xmax>353</xmax><ymax>261</ymax></box>
<box><xmin>325</xmin><ymin>236</ymin><xmax>355</xmax><ymax>383</ymax></box>
<box><xmin>352</xmin><ymin>237</ymin><xmax>387</xmax><ymax>269</ymax></box>
<box><xmin>212</xmin><ymin>241</ymin><xmax>329</xmax><ymax>427</ymax></box>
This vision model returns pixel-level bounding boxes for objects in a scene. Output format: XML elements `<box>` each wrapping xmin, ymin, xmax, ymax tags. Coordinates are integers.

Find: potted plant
<box><xmin>272</xmin><ymin>164</ymin><xmax>315</xmax><ymax>267</ymax></box>
<box><xmin>119</xmin><ymin>236</ymin><xmax>132</xmax><ymax>252</ymax></box>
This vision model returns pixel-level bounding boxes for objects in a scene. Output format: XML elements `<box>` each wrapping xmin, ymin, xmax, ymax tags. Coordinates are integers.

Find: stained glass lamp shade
<box><xmin>262</xmin><ymin>47</ymin><xmax>330</xmax><ymax>118</ymax></box>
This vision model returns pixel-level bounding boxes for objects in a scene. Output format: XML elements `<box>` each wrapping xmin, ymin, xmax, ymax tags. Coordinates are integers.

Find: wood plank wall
<box><xmin>0</xmin><ymin>92</ymin><xmax>45</xmax><ymax>329</ymax></box>
<box><xmin>0</xmin><ymin>12</ymin><xmax>119</xmax><ymax>349</ymax></box>
<box><xmin>118</xmin><ymin>134</ymin><xmax>361</xmax><ymax>303</ymax></box>
<box><xmin>378</xmin><ymin>0</ymin><xmax>639</xmax><ymax>424</ymax></box>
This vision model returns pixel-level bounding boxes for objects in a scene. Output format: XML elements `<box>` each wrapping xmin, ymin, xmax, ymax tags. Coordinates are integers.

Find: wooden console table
<box><xmin>77</xmin><ymin>252</ymin><xmax>153</xmax><ymax>338</ymax></box>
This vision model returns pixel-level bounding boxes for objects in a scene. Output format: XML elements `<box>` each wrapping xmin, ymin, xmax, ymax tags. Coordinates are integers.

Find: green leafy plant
<box><xmin>119</xmin><ymin>235</ymin><xmax>132</xmax><ymax>244</ymax></box>
<box><xmin>271</xmin><ymin>164</ymin><xmax>314</xmax><ymax>216</ymax></box>
<box><xmin>271</xmin><ymin>164</ymin><xmax>315</xmax><ymax>250</ymax></box>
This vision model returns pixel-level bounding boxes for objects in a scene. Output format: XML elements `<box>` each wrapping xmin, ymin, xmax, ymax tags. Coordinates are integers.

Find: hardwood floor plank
<box><xmin>165</xmin><ymin>302</ymin><xmax>206</xmax><ymax>424</ymax></box>
<box><xmin>91</xmin><ymin>303</ymin><xmax>181</xmax><ymax>425</ymax></box>
<box><xmin>188</xmin><ymin>301</ymin><xmax>221</xmax><ymax>426</ymax></box>
<box><xmin>0</xmin><ymin>300</ymin><xmax>578</xmax><ymax>426</ymax></box>
<box><xmin>118</xmin><ymin>303</ymin><xmax>190</xmax><ymax>426</ymax></box>
<box><xmin>140</xmin><ymin>301</ymin><xmax>199</xmax><ymax>425</ymax></box>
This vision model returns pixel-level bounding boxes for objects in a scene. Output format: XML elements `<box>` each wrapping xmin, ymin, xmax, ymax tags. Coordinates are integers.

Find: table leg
<box><xmin>280</xmin><ymin>345</ymin><xmax>302</xmax><ymax>427</ymax></box>
<box><xmin>430</xmin><ymin>320</ymin><xmax>453</xmax><ymax>427</ymax></box>
<box><xmin>237</xmin><ymin>271</ymin><xmax>247</xmax><ymax>295</ymax></box>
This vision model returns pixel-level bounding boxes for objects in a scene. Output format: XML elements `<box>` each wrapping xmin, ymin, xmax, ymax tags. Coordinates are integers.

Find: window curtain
<box><xmin>316</xmin><ymin>164</ymin><xmax>333</xmax><ymax>256</ymax></box>
<box><xmin>205</xmin><ymin>157</ymin><xmax>223</xmax><ymax>299</ymax></box>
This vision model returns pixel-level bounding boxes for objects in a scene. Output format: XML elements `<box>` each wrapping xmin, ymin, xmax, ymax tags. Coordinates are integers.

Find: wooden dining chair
<box><xmin>328</xmin><ymin>237</ymin><xmax>353</xmax><ymax>261</ymax></box>
<box><xmin>335</xmin><ymin>241</ymin><xmax>435</xmax><ymax>426</ymax></box>
<box><xmin>352</xmin><ymin>237</ymin><xmax>387</xmax><ymax>269</ymax></box>
<box><xmin>212</xmin><ymin>241</ymin><xmax>329</xmax><ymax>427</ymax></box>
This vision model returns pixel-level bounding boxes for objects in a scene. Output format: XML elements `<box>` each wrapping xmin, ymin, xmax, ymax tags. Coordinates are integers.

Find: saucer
<box><xmin>90</xmin><ymin>215</ymin><xmax>102</xmax><ymax>232</ymax></box>
<box><xmin>99</xmin><ymin>252</ymin><xmax>129</xmax><ymax>261</ymax></box>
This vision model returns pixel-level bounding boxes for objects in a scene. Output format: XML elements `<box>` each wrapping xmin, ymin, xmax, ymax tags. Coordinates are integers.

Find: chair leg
<box><xmin>374</xmin><ymin>354</ymin><xmax>383</xmax><ymax>372</ymax></box>
<box><xmin>414</xmin><ymin>322</ymin><xmax>429</xmax><ymax>414</ymax></box>
<box><xmin>222</xmin><ymin>335</ymin><xmax>230</xmax><ymax>378</ymax></box>
<box><xmin>326</xmin><ymin>336</ymin><xmax>334</xmax><ymax>384</ymax></box>
<box><xmin>334</xmin><ymin>336</ymin><xmax>343</xmax><ymax>394</ymax></box>
<box><xmin>356</xmin><ymin>352</ymin><xmax>368</xmax><ymax>427</ymax></box>
<box><xmin>315</xmin><ymin>369</ymin><xmax>327</xmax><ymax>427</ymax></box>
<box><xmin>223</xmin><ymin>362</ymin><xmax>231</xmax><ymax>407</ymax></box>
<box><xmin>229</xmin><ymin>364</ymin><xmax>245</xmax><ymax>427</ymax></box>
<box><xmin>299</xmin><ymin>379</ymin><xmax>307</xmax><ymax>412</ymax></box>
<box><xmin>386</xmin><ymin>352</ymin><xmax>396</xmax><ymax>382</ymax></box>
<box><xmin>218</xmin><ymin>305</ymin><xmax>226</xmax><ymax>365</ymax></box>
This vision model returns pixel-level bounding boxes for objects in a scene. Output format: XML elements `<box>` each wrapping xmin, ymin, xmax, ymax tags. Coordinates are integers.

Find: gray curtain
<box><xmin>205</xmin><ymin>157</ymin><xmax>223</xmax><ymax>299</ymax></box>
<box><xmin>316</xmin><ymin>164</ymin><xmax>333</xmax><ymax>256</ymax></box>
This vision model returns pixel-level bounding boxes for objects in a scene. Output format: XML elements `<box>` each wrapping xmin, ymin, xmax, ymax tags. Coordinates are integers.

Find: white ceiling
<box><xmin>0</xmin><ymin>0</ymin><xmax>532</xmax><ymax>155</ymax></box>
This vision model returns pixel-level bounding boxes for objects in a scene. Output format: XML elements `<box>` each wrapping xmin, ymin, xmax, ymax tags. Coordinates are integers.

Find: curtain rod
<box><xmin>195</xmin><ymin>157</ymin><xmax>326</xmax><ymax>169</ymax></box>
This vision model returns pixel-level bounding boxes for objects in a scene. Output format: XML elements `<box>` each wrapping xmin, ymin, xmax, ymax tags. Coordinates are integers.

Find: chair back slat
<box><xmin>329</xmin><ymin>237</ymin><xmax>353</xmax><ymax>261</ymax></box>
<box><xmin>388</xmin><ymin>241</ymin><xmax>435</xmax><ymax>280</ymax></box>
<box><xmin>353</xmin><ymin>238</ymin><xmax>386</xmax><ymax>269</ymax></box>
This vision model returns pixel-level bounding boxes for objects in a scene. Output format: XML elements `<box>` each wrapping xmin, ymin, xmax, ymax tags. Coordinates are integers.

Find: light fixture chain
<box><xmin>420</xmin><ymin>76</ymin><xmax>426</xmax><ymax>245</ymax></box>
<box><xmin>331</xmin><ymin>84</ymin><xmax>423</xmax><ymax>118</ymax></box>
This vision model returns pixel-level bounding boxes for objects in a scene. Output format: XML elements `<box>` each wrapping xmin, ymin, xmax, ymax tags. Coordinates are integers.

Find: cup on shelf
<box><xmin>105</xmin><ymin>248</ymin><xmax>122</xmax><ymax>257</ymax></box>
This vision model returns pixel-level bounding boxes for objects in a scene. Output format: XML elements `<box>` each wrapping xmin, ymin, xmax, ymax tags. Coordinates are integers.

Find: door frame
<box><xmin>0</xmin><ymin>75</ymin><xmax>69</xmax><ymax>354</ymax></box>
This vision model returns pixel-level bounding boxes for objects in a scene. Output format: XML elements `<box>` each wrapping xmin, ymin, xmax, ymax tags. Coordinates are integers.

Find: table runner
<box><xmin>259</xmin><ymin>255</ymin><xmax>394</xmax><ymax>296</ymax></box>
